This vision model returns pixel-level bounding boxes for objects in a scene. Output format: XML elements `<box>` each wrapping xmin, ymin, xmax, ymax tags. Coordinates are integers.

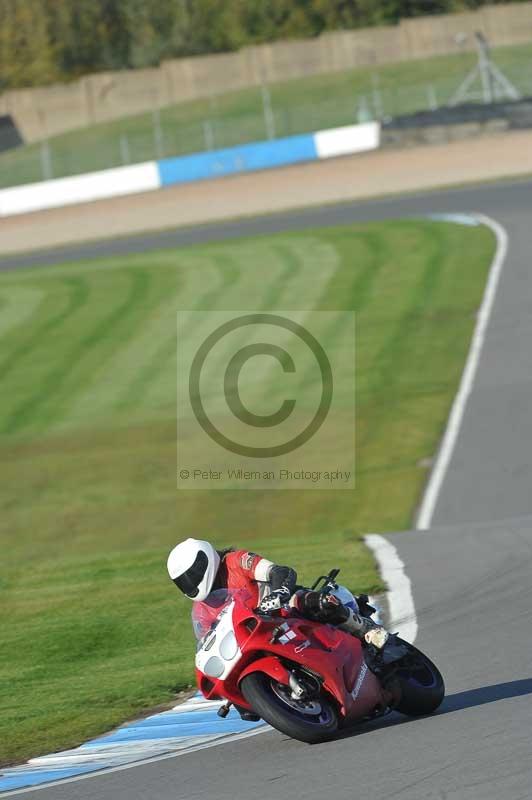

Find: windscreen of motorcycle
<box><xmin>192</xmin><ymin>589</ymin><xmax>252</xmax><ymax>681</ymax></box>
<box><xmin>191</xmin><ymin>588</ymin><xmax>232</xmax><ymax>641</ymax></box>
<box><xmin>331</xmin><ymin>584</ymin><xmax>359</xmax><ymax>613</ymax></box>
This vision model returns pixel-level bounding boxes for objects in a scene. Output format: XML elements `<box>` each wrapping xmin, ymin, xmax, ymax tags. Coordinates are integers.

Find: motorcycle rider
<box><xmin>167</xmin><ymin>538</ymin><xmax>390</xmax><ymax>649</ymax></box>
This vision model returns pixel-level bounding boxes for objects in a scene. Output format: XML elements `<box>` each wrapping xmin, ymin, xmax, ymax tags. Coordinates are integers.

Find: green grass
<box><xmin>2</xmin><ymin>41</ymin><xmax>532</xmax><ymax>188</ymax></box>
<box><xmin>0</xmin><ymin>219</ymin><xmax>494</xmax><ymax>765</ymax></box>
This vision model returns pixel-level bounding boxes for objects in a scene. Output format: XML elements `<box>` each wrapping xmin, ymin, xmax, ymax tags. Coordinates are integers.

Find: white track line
<box><xmin>0</xmin><ymin>728</ymin><xmax>270</xmax><ymax>798</ymax></box>
<box><xmin>364</xmin><ymin>214</ymin><xmax>508</xmax><ymax>645</ymax></box>
<box><xmin>365</xmin><ymin>534</ymin><xmax>418</xmax><ymax>643</ymax></box>
<box><xmin>416</xmin><ymin>214</ymin><xmax>509</xmax><ymax>530</ymax></box>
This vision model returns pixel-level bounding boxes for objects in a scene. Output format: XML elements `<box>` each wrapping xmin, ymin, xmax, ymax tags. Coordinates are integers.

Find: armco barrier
<box><xmin>0</xmin><ymin>122</ymin><xmax>380</xmax><ymax>218</ymax></box>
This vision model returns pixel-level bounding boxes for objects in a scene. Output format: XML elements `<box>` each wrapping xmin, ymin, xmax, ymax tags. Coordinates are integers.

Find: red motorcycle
<box><xmin>193</xmin><ymin>569</ymin><xmax>444</xmax><ymax>743</ymax></box>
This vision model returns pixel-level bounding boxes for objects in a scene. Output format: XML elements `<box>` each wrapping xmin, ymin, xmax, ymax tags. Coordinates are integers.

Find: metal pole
<box><xmin>427</xmin><ymin>84</ymin><xmax>439</xmax><ymax>111</ymax></box>
<box><xmin>371</xmin><ymin>73</ymin><xmax>384</xmax><ymax>120</ymax></box>
<box><xmin>449</xmin><ymin>67</ymin><xmax>479</xmax><ymax>107</ymax></box>
<box><xmin>203</xmin><ymin>120</ymin><xmax>214</xmax><ymax>151</ymax></box>
<box><xmin>120</xmin><ymin>134</ymin><xmax>131</xmax><ymax>165</ymax></box>
<box><xmin>261</xmin><ymin>85</ymin><xmax>276</xmax><ymax>140</ymax></box>
<box><xmin>40</xmin><ymin>141</ymin><xmax>53</xmax><ymax>180</ymax></box>
<box><xmin>449</xmin><ymin>31</ymin><xmax>520</xmax><ymax>107</ymax></box>
<box><xmin>477</xmin><ymin>35</ymin><xmax>494</xmax><ymax>105</ymax></box>
<box><xmin>357</xmin><ymin>96</ymin><xmax>372</xmax><ymax>123</ymax></box>
<box><xmin>152</xmin><ymin>108</ymin><xmax>164</xmax><ymax>159</ymax></box>
<box><xmin>208</xmin><ymin>93</ymin><xmax>221</xmax><ymax>148</ymax></box>
<box><xmin>489</xmin><ymin>62</ymin><xmax>520</xmax><ymax>101</ymax></box>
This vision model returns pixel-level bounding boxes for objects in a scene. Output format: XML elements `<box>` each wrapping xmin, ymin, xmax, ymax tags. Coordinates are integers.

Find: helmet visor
<box><xmin>173</xmin><ymin>551</ymin><xmax>209</xmax><ymax>598</ymax></box>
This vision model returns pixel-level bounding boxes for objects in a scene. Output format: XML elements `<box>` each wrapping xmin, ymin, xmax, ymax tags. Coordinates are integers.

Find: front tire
<box><xmin>241</xmin><ymin>672</ymin><xmax>338</xmax><ymax>743</ymax></box>
<box><xmin>391</xmin><ymin>639</ymin><xmax>445</xmax><ymax>716</ymax></box>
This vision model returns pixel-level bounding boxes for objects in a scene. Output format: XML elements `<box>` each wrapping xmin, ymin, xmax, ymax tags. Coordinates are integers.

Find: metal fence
<box><xmin>2</xmin><ymin>51</ymin><xmax>532</xmax><ymax>190</ymax></box>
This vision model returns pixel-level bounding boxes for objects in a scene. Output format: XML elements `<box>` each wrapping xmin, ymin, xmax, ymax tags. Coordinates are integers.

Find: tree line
<box><xmin>0</xmin><ymin>0</ymin><xmax>526</xmax><ymax>90</ymax></box>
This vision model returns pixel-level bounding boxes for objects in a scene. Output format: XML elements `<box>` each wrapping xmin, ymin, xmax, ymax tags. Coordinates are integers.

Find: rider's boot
<box><xmin>339</xmin><ymin>608</ymin><xmax>389</xmax><ymax>648</ymax></box>
<box><xmin>340</xmin><ymin>606</ymin><xmax>409</xmax><ymax>670</ymax></box>
<box><xmin>290</xmin><ymin>590</ymin><xmax>388</xmax><ymax>645</ymax></box>
<box><xmin>291</xmin><ymin>590</ymin><xmax>404</xmax><ymax>663</ymax></box>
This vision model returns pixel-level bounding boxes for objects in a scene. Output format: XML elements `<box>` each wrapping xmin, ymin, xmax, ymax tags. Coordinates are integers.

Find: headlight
<box><xmin>219</xmin><ymin>631</ymin><xmax>238</xmax><ymax>660</ymax></box>
<box><xmin>204</xmin><ymin>656</ymin><xmax>225</xmax><ymax>678</ymax></box>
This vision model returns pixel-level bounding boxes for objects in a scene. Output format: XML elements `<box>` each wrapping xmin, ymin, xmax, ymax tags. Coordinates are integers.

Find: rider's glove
<box><xmin>259</xmin><ymin>587</ymin><xmax>291</xmax><ymax>613</ymax></box>
<box><xmin>289</xmin><ymin>589</ymin><xmax>347</xmax><ymax>623</ymax></box>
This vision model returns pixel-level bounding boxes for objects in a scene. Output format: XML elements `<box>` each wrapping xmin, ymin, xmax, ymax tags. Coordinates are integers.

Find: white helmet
<box><xmin>167</xmin><ymin>538</ymin><xmax>220</xmax><ymax>601</ymax></box>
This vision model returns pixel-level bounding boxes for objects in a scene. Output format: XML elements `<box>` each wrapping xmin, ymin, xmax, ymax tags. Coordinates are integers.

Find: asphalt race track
<box><xmin>7</xmin><ymin>178</ymin><xmax>532</xmax><ymax>799</ymax></box>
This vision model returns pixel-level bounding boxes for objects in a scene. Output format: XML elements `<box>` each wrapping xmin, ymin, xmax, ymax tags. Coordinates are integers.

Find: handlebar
<box><xmin>310</xmin><ymin>568</ymin><xmax>340</xmax><ymax>591</ymax></box>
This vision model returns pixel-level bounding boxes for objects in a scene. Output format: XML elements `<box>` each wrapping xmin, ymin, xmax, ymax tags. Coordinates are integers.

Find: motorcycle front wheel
<box><xmin>391</xmin><ymin>639</ymin><xmax>445</xmax><ymax>716</ymax></box>
<box><xmin>241</xmin><ymin>672</ymin><xmax>338</xmax><ymax>744</ymax></box>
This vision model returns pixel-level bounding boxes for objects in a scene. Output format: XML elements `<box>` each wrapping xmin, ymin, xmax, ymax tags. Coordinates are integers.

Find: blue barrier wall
<box><xmin>157</xmin><ymin>133</ymin><xmax>317</xmax><ymax>187</ymax></box>
<box><xmin>0</xmin><ymin>123</ymin><xmax>380</xmax><ymax>217</ymax></box>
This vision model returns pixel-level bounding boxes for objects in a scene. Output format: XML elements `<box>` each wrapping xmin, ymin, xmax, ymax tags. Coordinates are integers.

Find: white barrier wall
<box><xmin>0</xmin><ymin>162</ymin><xmax>160</xmax><ymax>217</ymax></box>
<box><xmin>0</xmin><ymin>122</ymin><xmax>381</xmax><ymax>218</ymax></box>
<box><xmin>314</xmin><ymin>122</ymin><xmax>381</xmax><ymax>159</ymax></box>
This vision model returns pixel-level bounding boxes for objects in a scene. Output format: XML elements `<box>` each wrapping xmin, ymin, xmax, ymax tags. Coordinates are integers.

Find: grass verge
<box><xmin>0</xmin><ymin>219</ymin><xmax>494</xmax><ymax>764</ymax></box>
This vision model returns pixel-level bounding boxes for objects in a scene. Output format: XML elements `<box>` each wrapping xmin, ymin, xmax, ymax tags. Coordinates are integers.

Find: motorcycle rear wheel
<box><xmin>391</xmin><ymin>639</ymin><xmax>445</xmax><ymax>716</ymax></box>
<box><xmin>241</xmin><ymin>672</ymin><xmax>338</xmax><ymax>744</ymax></box>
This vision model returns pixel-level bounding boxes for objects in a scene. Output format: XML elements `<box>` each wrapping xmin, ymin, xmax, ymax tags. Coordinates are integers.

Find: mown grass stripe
<box><xmin>117</xmin><ymin>253</ymin><xmax>242</xmax><ymax>413</ymax></box>
<box><xmin>0</xmin><ymin>287</ymin><xmax>45</xmax><ymax>341</ymax></box>
<box><xmin>4</xmin><ymin>269</ymin><xmax>151</xmax><ymax>434</ymax></box>
<box><xmin>0</xmin><ymin>277</ymin><xmax>89</xmax><ymax>388</ymax></box>
<box><xmin>359</xmin><ymin>223</ymin><xmax>449</xmax><ymax>452</ymax></box>
<box><xmin>297</xmin><ymin>230</ymin><xmax>385</xmax><ymax>397</ymax></box>
<box><xmin>185</xmin><ymin>239</ymin><xmax>338</xmax><ymax>420</ymax></box>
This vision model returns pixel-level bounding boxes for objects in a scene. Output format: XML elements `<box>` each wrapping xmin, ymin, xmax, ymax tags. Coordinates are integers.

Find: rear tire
<box><xmin>392</xmin><ymin>639</ymin><xmax>445</xmax><ymax>716</ymax></box>
<box><xmin>241</xmin><ymin>672</ymin><xmax>338</xmax><ymax>744</ymax></box>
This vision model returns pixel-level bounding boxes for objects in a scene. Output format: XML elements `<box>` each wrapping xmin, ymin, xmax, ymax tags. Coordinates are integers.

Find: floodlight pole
<box><xmin>477</xmin><ymin>33</ymin><xmax>494</xmax><ymax>104</ymax></box>
<box><xmin>449</xmin><ymin>32</ymin><xmax>520</xmax><ymax>106</ymax></box>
